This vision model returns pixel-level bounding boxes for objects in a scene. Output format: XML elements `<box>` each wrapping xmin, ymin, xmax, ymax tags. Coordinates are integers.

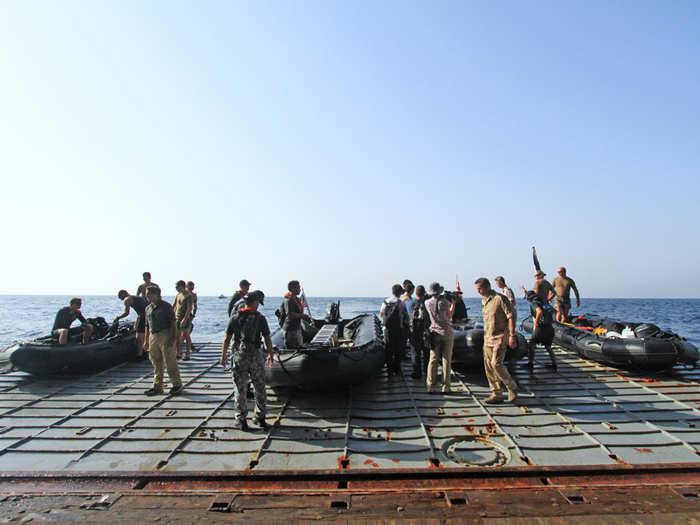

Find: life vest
<box><xmin>383</xmin><ymin>299</ymin><xmax>403</xmax><ymax>331</ymax></box>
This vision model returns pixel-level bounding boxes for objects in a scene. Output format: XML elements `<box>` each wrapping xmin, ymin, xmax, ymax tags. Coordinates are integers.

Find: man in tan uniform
<box><xmin>144</xmin><ymin>286</ymin><xmax>182</xmax><ymax>396</ymax></box>
<box><xmin>551</xmin><ymin>267</ymin><xmax>580</xmax><ymax>323</ymax></box>
<box><xmin>475</xmin><ymin>277</ymin><xmax>518</xmax><ymax>404</ymax></box>
<box><xmin>173</xmin><ymin>280</ymin><xmax>193</xmax><ymax>360</ymax></box>
<box><xmin>533</xmin><ymin>270</ymin><xmax>554</xmax><ymax>304</ymax></box>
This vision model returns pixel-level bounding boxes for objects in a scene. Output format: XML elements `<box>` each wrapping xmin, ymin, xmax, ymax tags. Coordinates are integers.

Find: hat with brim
<box><xmin>428</xmin><ymin>282</ymin><xmax>444</xmax><ymax>295</ymax></box>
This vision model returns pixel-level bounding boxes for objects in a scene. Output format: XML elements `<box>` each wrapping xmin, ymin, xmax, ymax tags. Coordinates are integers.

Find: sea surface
<box><xmin>0</xmin><ymin>295</ymin><xmax>699</xmax><ymax>349</ymax></box>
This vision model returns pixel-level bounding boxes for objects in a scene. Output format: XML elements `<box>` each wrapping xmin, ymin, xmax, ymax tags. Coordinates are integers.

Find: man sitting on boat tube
<box><xmin>280</xmin><ymin>280</ymin><xmax>311</xmax><ymax>348</ymax></box>
<box><xmin>52</xmin><ymin>297</ymin><xmax>94</xmax><ymax>345</ymax></box>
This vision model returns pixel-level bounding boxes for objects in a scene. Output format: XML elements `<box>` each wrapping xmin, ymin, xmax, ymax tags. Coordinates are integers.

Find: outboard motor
<box><xmin>325</xmin><ymin>302</ymin><xmax>341</xmax><ymax>324</ymax></box>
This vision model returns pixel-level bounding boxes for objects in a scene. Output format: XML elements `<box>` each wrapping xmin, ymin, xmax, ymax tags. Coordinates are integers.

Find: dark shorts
<box><xmin>553</xmin><ymin>296</ymin><xmax>571</xmax><ymax>310</ymax></box>
<box><xmin>177</xmin><ymin>319</ymin><xmax>192</xmax><ymax>331</ymax></box>
<box><xmin>533</xmin><ymin>324</ymin><xmax>555</xmax><ymax>346</ymax></box>
<box><xmin>136</xmin><ymin>315</ymin><xmax>146</xmax><ymax>334</ymax></box>
<box><xmin>52</xmin><ymin>326</ymin><xmax>84</xmax><ymax>338</ymax></box>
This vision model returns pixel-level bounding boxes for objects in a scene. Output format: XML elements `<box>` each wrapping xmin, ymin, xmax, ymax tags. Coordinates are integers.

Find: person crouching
<box><xmin>221</xmin><ymin>290</ymin><xmax>276</xmax><ymax>431</ymax></box>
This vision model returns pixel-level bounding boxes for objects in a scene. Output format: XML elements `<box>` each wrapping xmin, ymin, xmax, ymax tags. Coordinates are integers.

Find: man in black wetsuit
<box><xmin>228</xmin><ymin>279</ymin><xmax>251</xmax><ymax>317</ymax></box>
<box><xmin>52</xmin><ymin>298</ymin><xmax>94</xmax><ymax>345</ymax></box>
<box><xmin>114</xmin><ymin>290</ymin><xmax>149</xmax><ymax>357</ymax></box>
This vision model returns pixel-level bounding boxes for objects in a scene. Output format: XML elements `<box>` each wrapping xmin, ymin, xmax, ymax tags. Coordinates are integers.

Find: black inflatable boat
<box><xmin>2</xmin><ymin>319</ymin><xmax>138</xmax><ymax>376</ymax></box>
<box><xmin>451</xmin><ymin>318</ymin><xmax>528</xmax><ymax>368</ymax></box>
<box><xmin>521</xmin><ymin>313</ymin><xmax>699</xmax><ymax>371</ymax></box>
<box><xmin>266</xmin><ymin>303</ymin><xmax>385</xmax><ymax>390</ymax></box>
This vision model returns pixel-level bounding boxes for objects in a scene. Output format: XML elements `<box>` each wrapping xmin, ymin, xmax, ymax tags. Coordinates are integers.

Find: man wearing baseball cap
<box><xmin>533</xmin><ymin>270</ymin><xmax>554</xmax><ymax>304</ymax></box>
<box><xmin>221</xmin><ymin>290</ymin><xmax>276</xmax><ymax>431</ymax></box>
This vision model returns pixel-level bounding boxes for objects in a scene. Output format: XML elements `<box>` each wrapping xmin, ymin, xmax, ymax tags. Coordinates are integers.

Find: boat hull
<box><xmin>451</xmin><ymin>320</ymin><xmax>528</xmax><ymax>368</ymax></box>
<box><xmin>266</xmin><ymin>314</ymin><xmax>385</xmax><ymax>390</ymax></box>
<box><xmin>6</xmin><ymin>329</ymin><xmax>138</xmax><ymax>376</ymax></box>
<box><xmin>520</xmin><ymin>316</ymin><xmax>694</xmax><ymax>371</ymax></box>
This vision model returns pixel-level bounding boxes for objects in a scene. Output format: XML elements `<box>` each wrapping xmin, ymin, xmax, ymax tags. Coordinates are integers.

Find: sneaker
<box><xmin>169</xmin><ymin>385</ymin><xmax>183</xmax><ymax>396</ymax></box>
<box><xmin>506</xmin><ymin>391</ymin><xmax>518</xmax><ymax>403</ymax></box>
<box><xmin>144</xmin><ymin>387</ymin><xmax>163</xmax><ymax>396</ymax></box>
<box><xmin>484</xmin><ymin>394</ymin><xmax>504</xmax><ymax>404</ymax></box>
<box><xmin>253</xmin><ymin>417</ymin><xmax>269</xmax><ymax>430</ymax></box>
<box><xmin>232</xmin><ymin>419</ymin><xmax>249</xmax><ymax>431</ymax></box>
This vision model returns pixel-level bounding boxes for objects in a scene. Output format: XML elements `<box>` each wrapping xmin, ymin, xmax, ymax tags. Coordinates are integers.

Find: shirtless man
<box><xmin>186</xmin><ymin>281</ymin><xmax>198</xmax><ymax>352</ymax></box>
<box><xmin>136</xmin><ymin>272</ymin><xmax>159</xmax><ymax>298</ymax></box>
<box><xmin>173</xmin><ymin>280</ymin><xmax>193</xmax><ymax>360</ymax></box>
<box><xmin>551</xmin><ymin>267</ymin><xmax>581</xmax><ymax>323</ymax></box>
<box><xmin>114</xmin><ymin>290</ymin><xmax>149</xmax><ymax>356</ymax></box>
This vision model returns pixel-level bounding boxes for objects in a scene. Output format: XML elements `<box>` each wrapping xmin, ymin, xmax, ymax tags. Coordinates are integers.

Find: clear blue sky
<box><xmin>1</xmin><ymin>1</ymin><xmax>698</xmax><ymax>298</ymax></box>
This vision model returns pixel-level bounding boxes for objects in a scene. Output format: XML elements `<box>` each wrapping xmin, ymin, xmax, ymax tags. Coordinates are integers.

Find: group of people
<box><xmin>50</xmin><ymin>266</ymin><xmax>581</xmax><ymax>425</ymax></box>
<box><xmin>379</xmin><ymin>267</ymin><xmax>581</xmax><ymax>404</ymax></box>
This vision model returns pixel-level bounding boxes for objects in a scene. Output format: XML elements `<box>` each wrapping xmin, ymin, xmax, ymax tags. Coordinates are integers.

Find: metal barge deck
<box><xmin>1</xmin><ymin>341</ymin><xmax>700</xmax><ymax>522</ymax></box>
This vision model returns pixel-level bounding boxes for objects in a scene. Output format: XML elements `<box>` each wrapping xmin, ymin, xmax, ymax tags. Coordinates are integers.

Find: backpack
<box><xmin>383</xmin><ymin>300</ymin><xmax>402</xmax><ymax>331</ymax></box>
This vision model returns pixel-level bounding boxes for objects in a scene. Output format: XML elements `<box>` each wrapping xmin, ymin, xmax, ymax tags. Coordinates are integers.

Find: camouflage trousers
<box><xmin>231</xmin><ymin>345</ymin><xmax>267</xmax><ymax>423</ymax></box>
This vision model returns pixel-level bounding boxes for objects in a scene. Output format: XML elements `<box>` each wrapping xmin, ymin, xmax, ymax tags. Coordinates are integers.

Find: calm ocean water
<box><xmin>0</xmin><ymin>295</ymin><xmax>699</xmax><ymax>349</ymax></box>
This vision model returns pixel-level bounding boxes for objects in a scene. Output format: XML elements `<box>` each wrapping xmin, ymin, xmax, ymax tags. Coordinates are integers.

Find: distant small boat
<box><xmin>266</xmin><ymin>303</ymin><xmax>385</xmax><ymax>390</ymax></box>
<box><xmin>218</xmin><ymin>294</ymin><xmax>226</xmax><ymax>299</ymax></box>
<box><xmin>2</xmin><ymin>319</ymin><xmax>138</xmax><ymax>376</ymax></box>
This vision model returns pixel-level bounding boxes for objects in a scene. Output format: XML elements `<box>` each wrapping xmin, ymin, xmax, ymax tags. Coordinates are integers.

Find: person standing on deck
<box><xmin>425</xmin><ymin>282</ymin><xmax>455</xmax><ymax>393</ymax></box>
<box><xmin>280</xmin><ymin>280</ymin><xmax>311</xmax><ymax>349</ymax></box>
<box><xmin>186</xmin><ymin>281</ymin><xmax>199</xmax><ymax>352</ymax></box>
<box><xmin>495</xmin><ymin>276</ymin><xmax>517</xmax><ymax>331</ymax></box>
<box><xmin>114</xmin><ymin>290</ymin><xmax>148</xmax><ymax>357</ymax></box>
<box><xmin>400</xmin><ymin>280</ymin><xmax>415</xmax><ymax>363</ymax></box>
<box><xmin>551</xmin><ymin>267</ymin><xmax>581</xmax><ymax>323</ymax></box>
<box><xmin>532</xmin><ymin>270</ymin><xmax>554</xmax><ymax>304</ymax></box>
<box><xmin>220</xmin><ymin>290</ymin><xmax>275</xmax><ymax>431</ymax></box>
<box><xmin>173</xmin><ymin>280</ymin><xmax>193</xmax><ymax>360</ymax></box>
<box><xmin>143</xmin><ymin>286</ymin><xmax>182</xmax><ymax>396</ymax></box>
<box><xmin>52</xmin><ymin>298</ymin><xmax>94</xmax><ymax>345</ymax></box>
<box><xmin>380</xmin><ymin>284</ymin><xmax>410</xmax><ymax>377</ymax></box>
<box><xmin>410</xmin><ymin>285</ymin><xmax>431</xmax><ymax>379</ymax></box>
<box><xmin>136</xmin><ymin>272</ymin><xmax>158</xmax><ymax>298</ymax></box>
<box><xmin>476</xmin><ymin>277</ymin><xmax>518</xmax><ymax>404</ymax></box>
<box><xmin>228</xmin><ymin>279</ymin><xmax>251</xmax><ymax>317</ymax></box>
<box><xmin>521</xmin><ymin>287</ymin><xmax>557</xmax><ymax>370</ymax></box>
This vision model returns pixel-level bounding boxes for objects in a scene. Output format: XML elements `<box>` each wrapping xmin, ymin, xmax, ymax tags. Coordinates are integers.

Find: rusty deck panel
<box><xmin>0</xmin><ymin>342</ymin><xmax>699</xmax><ymax>476</ymax></box>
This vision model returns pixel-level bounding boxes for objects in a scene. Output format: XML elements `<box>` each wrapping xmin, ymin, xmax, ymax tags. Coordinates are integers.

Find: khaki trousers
<box><xmin>426</xmin><ymin>332</ymin><xmax>454</xmax><ymax>391</ymax></box>
<box><xmin>149</xmin><ymin>331</ymin><xmax>182</xmax><ymax>390</ymax></box>
<box><xmin>483</xmin><ymin>341</ymin><xmax>517</xmax><ymax>395</ymax></box>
